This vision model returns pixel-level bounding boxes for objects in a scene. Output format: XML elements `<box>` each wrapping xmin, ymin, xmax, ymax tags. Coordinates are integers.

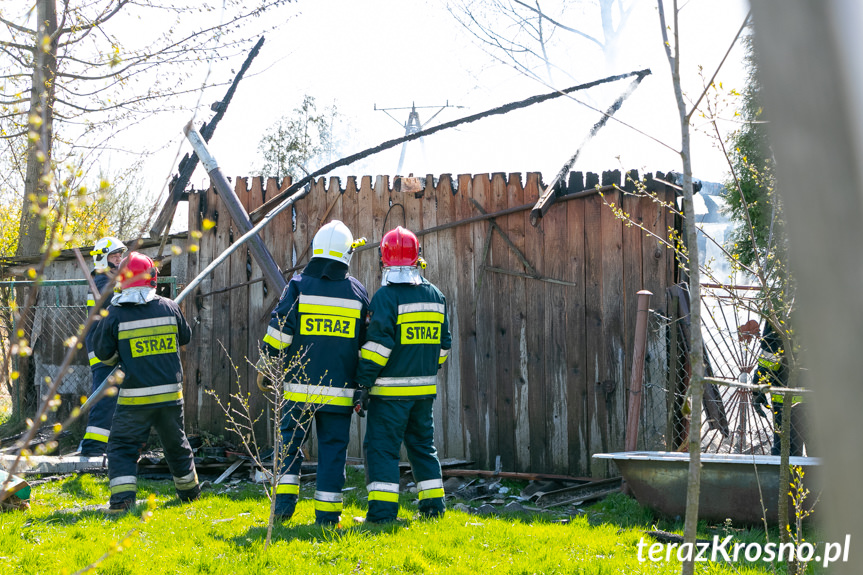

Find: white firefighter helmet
<box><xmin>312</xmin><ymin>220</ymin><xmax>355</xmax><ymax>265</ymax></box>
<box><xmin>90</xmin><ymin>236</ymin><xmax>127</xmax><ymax>271</ymax></box>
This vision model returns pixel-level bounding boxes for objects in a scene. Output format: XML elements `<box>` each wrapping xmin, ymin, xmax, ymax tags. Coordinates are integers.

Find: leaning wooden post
<box><xmin>625</xmin><ymin>290</ymin><xmax>653</xmax><ymax>452</ymax></box>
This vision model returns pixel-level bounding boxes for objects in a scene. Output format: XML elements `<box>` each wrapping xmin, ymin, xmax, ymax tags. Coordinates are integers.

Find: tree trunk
<box><xmin>17</xmin><ymin>0</ymin><xmax>58</xmax><ymax>257</ymax></box>
<box><xmin>657</xmin><ymin>3</ymin><xmax>705</xmax><ymax>574</ymax></box>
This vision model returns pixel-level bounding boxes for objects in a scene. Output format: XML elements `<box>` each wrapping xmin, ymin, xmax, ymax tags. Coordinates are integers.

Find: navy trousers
<box><xmin>363</xmin><ymin>398</ymin><xmax>444</xmax><ymax>523</ymax></box>
<box><xmin>274</xmin><ymin>405</ymin><xmax>352</xmax><ymax>525</ymax></box>
<box><xmin>107</xmin><ymin>404</ymin><xmax>198</xmax><ymax>508</ymax></box>
<box><xmin>79</xmin><ymin>364</ymin><xmax>118</xmax><ymax>455</ymax></box>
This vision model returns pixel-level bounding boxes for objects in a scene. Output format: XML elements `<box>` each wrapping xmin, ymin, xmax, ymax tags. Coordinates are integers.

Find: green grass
<box><xmin>0</xmin><ymin>471</ymin><xmax>823</xmax><ymax>575</ymax></box>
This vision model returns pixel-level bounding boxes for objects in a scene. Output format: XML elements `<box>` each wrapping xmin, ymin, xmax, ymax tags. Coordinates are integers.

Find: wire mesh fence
<box><xmin>0</xmin><ymin>279</ymin><xmax>176</xmax><ymax>418</ymax></box>
<box><xmin>641</xmin><ymin>285</ymin><xmax>810</xmax><ymax>456</ymax></box>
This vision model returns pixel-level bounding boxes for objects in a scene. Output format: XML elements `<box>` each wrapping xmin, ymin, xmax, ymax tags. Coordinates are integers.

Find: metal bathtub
<box><xmin>593</xmin><ymin>451</ymin><xmax>820</xmax><ymax>524</ymax></box>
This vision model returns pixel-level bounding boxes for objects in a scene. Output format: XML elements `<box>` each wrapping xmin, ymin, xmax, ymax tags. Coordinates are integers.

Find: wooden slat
<box><xmin>523</xmin><ymin>173</ymin><xmax>547</xmax><ymax>472</ymax></box>
<box><xmin>228</xmin><ymin>178</ymin><xmax>251</xmax><ymax>419</ymax></box>
<box><xmin>583</xmin><ymin>191</ymin><xmax>605</xmax><ymax>476</ymax></box>
<box><xmin>600</xmin><ymin>188</ymin><xmax>626</xmax><ymax>461</ymax></box>
<box><xmin>209</xmin><ymin>181</ymin><xmax>233</xmax><ymax>433</ymax></box>
<box><xmin>196</xmin><ymin>184</ymin><xmax>218</xmax><ymax>432</ymax></box>
<box><xmin>181</xmin><ymin>190</ymin><xmax>202</xmax><ymax>430</ymax></box>
<box><xmin>621</xmin><ymin>182</ymin><xmax>644</xmax><ymax>451</ymax></box>
<box><xmin>434</xmin><ymin>174</ymin><xmax>464</xmax><ymax>459</ymax></box>
<box><xmin>505</xmin><ymin>173</ymin><xmax>529</xmax><ymax>471</ymax></box>
<box><xmin>564</xmin><ymin>188</ymin><xmax>588</xmax><ymax>475</ymax></box>
<box><xmin>542</xmin><ymin>187</ymin><xmax>569</xmax><ymax>474</ymax></box>
<box><xmin>454</xmin><ymin>174</ymin><xmax>479</xmax><ymax>465</ymax></box>
<box><xmin>488</xmin><ymin>172</ymin><xmax>512</xmax><ymax>469</ymax></box>
<box><xmin>246</xmin><ymin>177</ymin><xmax>268</xmax><ymax>441</ymax></box>
<box><xmin>471</xmin><ymin>174</ymin><xmax>494</xmax><ymax>468</ymax></box>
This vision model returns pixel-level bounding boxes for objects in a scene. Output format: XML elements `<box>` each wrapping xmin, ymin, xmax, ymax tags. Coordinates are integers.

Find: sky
<box><xmin>112</xmin><ymin>0</ymin><xmax>752</xmax><ymax>229</ymax></box>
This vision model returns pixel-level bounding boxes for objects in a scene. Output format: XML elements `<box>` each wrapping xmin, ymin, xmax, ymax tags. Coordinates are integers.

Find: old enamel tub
<box><xmin>593</xmin><ymin>451</ymin><xmax>820</xmax><ymax>524</ymax></box>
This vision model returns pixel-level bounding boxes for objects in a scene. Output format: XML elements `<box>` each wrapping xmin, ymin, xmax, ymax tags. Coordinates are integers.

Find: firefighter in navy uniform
<box><xmin>79</xmin><ymin>236</ymin><xmax>126</xmax><ymax>456</ymax></box>
<box><xmin>355</xmin><ymin>226</ymin><xmax>452</xmax><ymax>524</ymax></box>
<box><xmin>92</xmin><ymin>252</ymin><xmax>199</xmax><ymax>513</ymax></box>
<box><xmin>753</xmin><ymin>319</ymin><xmax>807</xmax><ymax>456</ymax></box>
<box><xmin>259</xmin><ymin>220</ymin><xmax>370</xmax><ymax>526</ymax></box>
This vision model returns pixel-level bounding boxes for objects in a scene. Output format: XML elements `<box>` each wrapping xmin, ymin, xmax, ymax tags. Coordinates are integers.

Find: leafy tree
<box><xmin>0</xmin><ymin>0</ymin><xmax>292</xmax><ymax>256</ymax></box>
<box><xmin>256</xmin><ymin>95</ymin><xmax>336</xmax><ymax>181</ymax></box>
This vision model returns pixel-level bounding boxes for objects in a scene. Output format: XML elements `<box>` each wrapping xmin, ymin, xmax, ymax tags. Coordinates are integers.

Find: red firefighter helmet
<box><xmin>380</xmin><ymin>226</ymin><xmax>419</xmax><ymax>267</ymax></box>
<box><xmin>119</xmin><ymin>252</ymin><xmax>157</xmax><ymax>289</ymax></box>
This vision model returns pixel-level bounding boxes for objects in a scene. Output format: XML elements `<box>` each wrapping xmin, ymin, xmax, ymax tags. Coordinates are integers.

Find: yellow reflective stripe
<box><xmin>368</xmin><ymin>491</ymin><xmax>400</xmax><ymax>502</ymax></box>
<box><xmin>771</xmin><ymin>394</ymin><xmax>804</xmax><ymax>404</ymax></box>
<box><xmin>418</xmin><ymin>488</ymin><xmax>445</xmax><ymax>500</ymax></box>
<box><xmin>285</xmin><ymin>392</ymin><xmax>353</xmax><ymax>406</ymax></box>
<box><xmin>83</xmin><ymin>432</ymin><xmax>109</xmax><ymax>443</ymax></box>
<box><xmin>117</xmin><ymin>391</ymin><xmax>183</xmax><ymax>406</ymax></box>
<box><xmin>298</xmin><ymin>303</ymin><xmax>361</xmax><ymax>318</ymax></box>
<box><xmin>313</xmin><ymin>248</ymin><xmax>324</xmax><ymax>255</ymax></box>
<box><xmin>174</xmin><ymin>470</ymin><xmax>199</xmax><ymax>491</ymax></box>
<box><xmin>109</xmin><ymin>476</ymin><xmax>137</xmax><ymax>494</ymax></box>
<box><xmin>397</xmin><ymin>311</ymin><xmax>444</xmax><ymax>324</ymax></box>
<box><xmin>314</xmin><ymin>500</ymin><xmax>343</xmax><ymax>512</ymax></box>
<box><xmin>276</xmin><ymin>484</ymin><xmax>300</xmax><ymax>495</ymax></box>
<box><xmin>118</xmin><ymin>325</ymin><xmax>178</xmax><ymax>340</ymax></box>
<box><xmin>86</xmin><ymin>294</ymin><xmax>95</xmax><ymax>307</ymax></box>
<box><xmin>361</xmin><ymin>348</ymin><xmax>388</xmax><ymax>366</ymax></box>
<box><xmin>263</xmin><ymin>333</ymin><xmax>290</xmax><ymax>350</ymax></box>
<box><xmin>758</xmin><ymin>357</ymin><xmax>781</xmax><ymax>371</ymax></box>
<box><xmin>328</xmin><ymin>250</ymin><xmax>343</xmax><ymax>258</ymax></box>
<box><xmin>89</xmin><ymin>355</ymin><xmax>101</xmax><ymax>366</ymax></box>
<box><xmin>370</xmin><ymin>385</ymin><xmax>436</xmax><ymax>397</ymax></box>
<box><xmin>438</xmin><ymin>349</ymin><xmax>449</xmax><ymax>365</ymax></box>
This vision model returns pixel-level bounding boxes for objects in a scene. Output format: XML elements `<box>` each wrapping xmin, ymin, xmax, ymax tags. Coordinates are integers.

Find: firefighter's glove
<box><xmin>353</xmin><ymin>387</ymin><xmax>370</xmax><ymax>418</ymax></box>
<box><xmin>255</xmin><ymin>357</ymin><xmax>273</xmax><ymax>393</ymax></box>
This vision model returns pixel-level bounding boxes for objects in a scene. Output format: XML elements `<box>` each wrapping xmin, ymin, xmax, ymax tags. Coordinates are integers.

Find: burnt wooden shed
<box><xmin>181</xmin><ymin>169</ymin><xmax>679</xmax><ymax>477</ymax></box>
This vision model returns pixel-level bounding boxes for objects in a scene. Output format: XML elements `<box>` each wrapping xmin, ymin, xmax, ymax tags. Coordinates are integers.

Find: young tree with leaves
<box><xmin>256</xmin><ymin>95</ymin><xmax>337</xmax><ymax>181</ymax></box>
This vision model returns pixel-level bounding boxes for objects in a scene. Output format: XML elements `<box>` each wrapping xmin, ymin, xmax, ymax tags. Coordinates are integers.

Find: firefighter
<box><xmin>259</xmin><ymin>220</ymin><xmax>369</xmax><ymax>526</ymax></box>
<box><xmin>753</xmin><ymin>319</ymin><xmax>807</xmax><ymax>456</ymax></box>
<box><xmin>92</xmin><ymin>252</ymin><xmax>199</xmax><ymax>513</ymax></box>
<box><xmin>355</xmin><ymin>226</ymin><xmax>452</xmax><ymax>523</ymax></box>
<box><xmin>79</xmin><ymin>236</ymin><xmax>126</xmax><ymax>456</ymax></box>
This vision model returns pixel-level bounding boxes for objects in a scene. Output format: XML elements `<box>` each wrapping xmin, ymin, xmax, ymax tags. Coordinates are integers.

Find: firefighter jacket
<box><xmin>261</xmin><ymin>258</ymin><xmax>370</xmax><ymax>413</ymax></box>
<box><xmin>85</xmin><ymin>267</ymin><xmax>115</xmax><ymax>370</ymax></box>
<box><xmin>92</xmin><ymin>295</ymin><xmax>192</xmax><ymax>409</ymax></box>
<box><xmin>756</xmin><ymin>320</ymin><xmax>802</xmax><ymax>405</ymax></box>
<box><xmin>355</xmin><ymin>278</ymin><xmax>452</xmax><ymax>399</ymax></box>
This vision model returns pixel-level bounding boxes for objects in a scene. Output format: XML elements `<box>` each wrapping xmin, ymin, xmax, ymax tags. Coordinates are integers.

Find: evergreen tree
<box><xmin>722</xmin><ymin>33</ymin><xmax>784</xmax><ymax>276</ymax></box>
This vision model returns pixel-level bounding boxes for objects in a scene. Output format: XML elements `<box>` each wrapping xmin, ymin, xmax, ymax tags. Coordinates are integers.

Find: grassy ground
<box><xmin>0</xmin><ymin>467</ymin><xmax>823</xmax><ymax>575</ymax></box>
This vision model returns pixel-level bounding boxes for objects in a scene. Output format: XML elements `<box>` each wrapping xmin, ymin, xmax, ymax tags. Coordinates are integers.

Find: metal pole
<box><xmin>625</xmin><ymin>290</ymin><xmax>653</xmax><ymax>452</ymax></box>
<box><xmin>183</xmin><ymin>123</ymin><xmax>287</xmax><ymax>295</ymax></box>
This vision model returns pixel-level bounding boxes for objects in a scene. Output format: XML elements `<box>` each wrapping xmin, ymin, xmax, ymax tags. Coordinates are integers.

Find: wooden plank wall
<box><xmin>184</xmin><ymin>170</ymin><xmax>678</xmax><ymax>476</ymax></box>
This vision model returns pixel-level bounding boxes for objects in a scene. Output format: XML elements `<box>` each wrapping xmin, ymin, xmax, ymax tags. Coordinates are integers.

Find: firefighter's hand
<box><xmin>353</xmin><ymin>387</ymin><xmax>370</xmax><ymax>418</ymax></box>
<box><xmin>255</xmin><ymin>357</ymin><xmax>273</xmax><ymax>392</ymax></box>
<box><xmin>753</xmin><ymin>391</ymin><xmax>769</xmax><ymax>418</ymax></box>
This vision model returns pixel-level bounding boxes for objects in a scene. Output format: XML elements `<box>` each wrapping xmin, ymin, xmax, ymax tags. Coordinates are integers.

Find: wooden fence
<box><xmin>181</xmin><ymin>170</ymin><xmax>678</xmax><ymax>477</ymax></box>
